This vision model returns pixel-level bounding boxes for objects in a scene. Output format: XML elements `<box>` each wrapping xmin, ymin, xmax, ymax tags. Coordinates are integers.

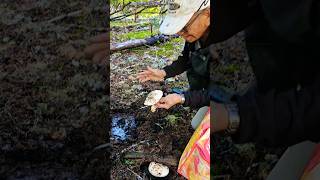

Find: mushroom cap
<box><xmin>144</xmin><ymin>90</ymin><xmax>163</xmax><ymax>106</ymax></box>
<box><xmin>148</xmin><ymin>162</ymin><xmax>169</xmax><ymax>178</ymax></box>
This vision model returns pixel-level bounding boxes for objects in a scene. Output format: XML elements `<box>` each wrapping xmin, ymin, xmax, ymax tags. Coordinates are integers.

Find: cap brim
<box><xmin>159</xmin><ymin>13</ymin><xmax>194</xmax><ymax>35</ymax></box>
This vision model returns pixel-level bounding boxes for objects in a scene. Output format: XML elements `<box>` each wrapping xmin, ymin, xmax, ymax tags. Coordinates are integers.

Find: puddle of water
<box><xmin>111</xmin><ymin>114</ymin><xmax>136</xmax><ymax>141</ymax></box>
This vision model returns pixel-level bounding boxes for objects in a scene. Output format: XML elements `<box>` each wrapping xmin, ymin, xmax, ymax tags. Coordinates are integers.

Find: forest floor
<box><xmin>110</xmin><ymin>17</ymin><xmax>286</xmax><ymax>180</ymax></box>
<box><xmin>0</xmin><ymin>0</ymin><xmax>108</xmax><ymax>179</ymax></box>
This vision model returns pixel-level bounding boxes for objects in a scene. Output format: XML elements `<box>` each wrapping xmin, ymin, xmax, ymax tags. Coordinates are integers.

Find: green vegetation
<box><xmin>151</xmin><ymin>38</ymin><xmax>184</xmax><ymax>57</ymax></box>
<box><xmin>165</xmin><ymin>115</ymin><xmax>178</xmax><ymax>126</ymax></box>
<box><xmin>120</xmin><ymin>37</ymin><xmax>184</xmax><ymax>59</ymax></box>
<box><xmin>110</xmin><ymin>21</ymin><xmax>138</xmax><ymax>27</ymax></box>
<box><xmin>119</xmin><ymin>30</ymin><xmax>153</xmax><ymax>40</ymax></box>
<box><xmin>123</xmin><ymin>159</ymin><xmax>135</xmax><ymax>165</ymax></box>
<box><xmin>224</xmin><ymin>64</ymin><xmax>240</xmax><ymax>73</ymax></box>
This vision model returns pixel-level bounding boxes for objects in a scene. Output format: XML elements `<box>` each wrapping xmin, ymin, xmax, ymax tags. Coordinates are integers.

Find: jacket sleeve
<box><xmin>163</xmin><ymin>43</ymin><xmax>192</xmax><ymax>78</ymax></box>
<box><xmin>183</xmin><ymin>90</ymin><xmax>210</xmax><ymax>109</ymax></box>
<box><xmin>183</xmin><ymin>85</ymin><xmax>232</xmax><ymax>109</ymax></box>
<box><xmin>231</xmin><ymin>75</ymin><xmax>320</xmax><ymax>147</ymax></box>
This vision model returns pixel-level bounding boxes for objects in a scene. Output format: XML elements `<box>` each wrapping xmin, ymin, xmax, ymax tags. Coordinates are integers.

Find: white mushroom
<box><xmin>144</xmin><ymin>90</ymin><xmax>163</xmax><ymax>106</ymax></box>
<box><xmin>148</xmin><ymin>162</ymin><xmax>169</xmax><ymax>178</ymax></box>
<box><xmin>150</xmin><ymin>105</ymin><xmax>157</xmax><ymax>112</ymax></box>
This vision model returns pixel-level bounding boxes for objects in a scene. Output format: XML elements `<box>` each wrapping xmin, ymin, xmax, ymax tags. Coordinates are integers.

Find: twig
<box><xmin>113</xmin><ymin>140</ymin><xmax>149</xmax><ymax>160</ymax></box>
<box><xmin>155</xmin><ymin>123</ymin><xmax>164</xmax><ymax>129</ymax></box>
<box><xmin>111</xmin><ymin>7</ymin><xmax>147</xmax><ymax>21</ymax></box>
<box><xmin>46</xmin><ymin>7</ymin><xmax>107</xmax><ymax>23</ymax></box>
<box><xmin>92</xmin><ymin>143</ymin><xmax>112</xmax><ymax>152</ymax></box>
<box><xmin>126</xmin><ymin>167</ymin><xmax>143</xmax><ymax>180</ymax></box>
<box><xmin>47</xmin><ymin>9</ymin><xmax>84</xmax><ymax>23</ymax></box>
<box><xmin>110</xmin><ymin>2</ymin><xmax>132</xmax><ymax>15</ymax></box>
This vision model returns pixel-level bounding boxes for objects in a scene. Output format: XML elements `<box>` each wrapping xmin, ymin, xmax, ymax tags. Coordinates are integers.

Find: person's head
<box><xmin>159</xmin><ymin>0</ymin><xmax>210</xmax><ymax>43</ymax></box>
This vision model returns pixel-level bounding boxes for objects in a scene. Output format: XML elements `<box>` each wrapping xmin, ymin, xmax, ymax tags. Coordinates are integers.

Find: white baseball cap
<box><xmin>159</xmin><ymin>0</ymin><xmax>210</xmax><ymax>35</ymax></box>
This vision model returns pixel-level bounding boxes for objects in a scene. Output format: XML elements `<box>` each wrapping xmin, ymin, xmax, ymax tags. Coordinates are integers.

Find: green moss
<box><xmin>224</xmin><ymin>64</ymin><xmax>240</xmax><ymax>73</ymax></box>
<box><xmin>120</xmin><ymin>30</ymin><xmax>152</xmax><ymax>40</ymax></box>
<box><xmin>111</xmin><ymin>20</ymin><xmax>150</xmax><ymax>28</ymax></box>
<box><xmin>130</xmin><ymin>48</ymin><xmax>147</xmax><ymax>56</ymax></box>
<box><xmin>165</xmin><ymin>115</ymin><xmax>178</xmax><ymax>126</ymax></box>
<box><xmin>110</xmin><ymin>21</ymin><xmax>137</xmax><ymax>27</ymax></box>
<box><xmin>149</xmin><ymin>37</ymin><xmax>184</xmax><ymax>57</ymax></box>
<box><xmin>122</xmin><ymin>159</ymin><xmax>135</xmax><ymax>165</ymax></box>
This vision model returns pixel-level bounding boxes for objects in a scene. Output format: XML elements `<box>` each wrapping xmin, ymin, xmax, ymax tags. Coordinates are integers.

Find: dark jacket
<box><xmin>211</xmin><ymin>0</ymin><xmax>320</xmax><ymax>147</ymax></box>
<box><xmin>163</xmin><ymin>42</ymin><xmax>212</xmax><ymax>108</ymax></box>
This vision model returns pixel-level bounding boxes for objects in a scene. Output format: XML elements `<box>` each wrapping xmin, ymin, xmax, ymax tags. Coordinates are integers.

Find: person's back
<box><xmin>209</xmin><ymin>0</ymin><xmax>320</xmax><ymax>147</ymax></box>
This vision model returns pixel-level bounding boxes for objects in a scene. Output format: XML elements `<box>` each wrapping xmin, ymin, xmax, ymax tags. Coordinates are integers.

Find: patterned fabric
<box><xmin>301</xmin><ymin>144</ymin><xmax>320</xmax><ymax>179</ymax></box>
<box><xmin>177</xmin><ymin>109</ymin><xmax>210</xmax><ymax>179</ymax></box>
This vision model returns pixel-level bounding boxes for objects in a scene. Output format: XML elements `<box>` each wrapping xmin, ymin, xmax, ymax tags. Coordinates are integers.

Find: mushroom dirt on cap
<box><xmin>144</xmin><ymin>90</ymin><xmax>163</xmax><ymax>112</ymax></box>
<box><xmin>159</xmin><ymin>0</ymin><xmax>210</xmax><ymax>35</ymax></box>
<box><xmin>144</xmin><ymin>90</ymin><xmax>163</xmax><ymax>106</ymax></box>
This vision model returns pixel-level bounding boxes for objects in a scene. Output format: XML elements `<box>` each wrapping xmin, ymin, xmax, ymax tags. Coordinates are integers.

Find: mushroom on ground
<box><xmin>148</xmin><ymin>162</ymin><xmax>170</xmax><ymax>178</ymax></box>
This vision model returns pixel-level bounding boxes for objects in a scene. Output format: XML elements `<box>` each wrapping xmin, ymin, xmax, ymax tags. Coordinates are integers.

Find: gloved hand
<box><xmin>137</xmin><ymin>66</ymin><xmax>166</xmax><ymax>83</ymax></box>
<box><xmin>84</xmin><ymin>33</ymin><xmax>108</xmax><ymax>64</ymax></box>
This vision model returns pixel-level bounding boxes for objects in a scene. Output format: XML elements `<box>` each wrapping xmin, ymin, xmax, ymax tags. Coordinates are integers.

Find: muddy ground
<box><xmin>110</xmin><ymin>18</ymin><xmax>286</xmax><ymax>179</ymax></box>
<box><xmin>0</xmin><ymin>0</ymin><xmax>109</xmax><ymax>179</ymax></box>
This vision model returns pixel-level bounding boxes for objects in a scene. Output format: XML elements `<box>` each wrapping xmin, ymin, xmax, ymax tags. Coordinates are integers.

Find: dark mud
<box><xmin>111</xmin><ymin>96</ymin><xmax>194</xmax><ymax>179</ymax></box>
<box><xmin>111</xmin><ymin>114</ymin><xmax>137</xmax><ymax>141</ymax></box>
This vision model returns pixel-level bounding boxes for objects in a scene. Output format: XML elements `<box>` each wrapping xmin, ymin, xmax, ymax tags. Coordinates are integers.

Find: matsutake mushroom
<box><xmin>144</xmin><ymin>90</ymin><xmax>163</xmax><ymax>112</ymax></box>
<box><xmin>148</xmin><ymin>162</ymin><xmax>170</xmax><ymax>178</ymax></box>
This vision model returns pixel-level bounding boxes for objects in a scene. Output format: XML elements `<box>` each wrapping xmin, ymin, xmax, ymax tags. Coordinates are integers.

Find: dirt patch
<box><xmin>0</xmin><ymin>0</ymin><xmax>109</xmax><ymax>179</ymax></box>
<box><xmin>111</xmin><ymin>100</ymin><xmax>195</xmax><ymax>179</ymax></box>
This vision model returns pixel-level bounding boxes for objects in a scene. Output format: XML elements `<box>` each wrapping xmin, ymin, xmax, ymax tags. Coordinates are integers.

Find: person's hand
<box><xmin>155</xmin><ymin>94</ymin><xmax>183</xmax><ymax>109</ymax></box>
<box><xmin>137</xmin><ymin>66</ymin><xmax>166</xmax><ymax>83</ymax></box>
<box><xmin>211</xmin><ymin>101</ymin><xmax>229</xmax><ymax>133</ymax></box>
<box><xmin>84</xmin><ymin>33</ymin><xmax>108</xmax><ymax>64</ymax></box>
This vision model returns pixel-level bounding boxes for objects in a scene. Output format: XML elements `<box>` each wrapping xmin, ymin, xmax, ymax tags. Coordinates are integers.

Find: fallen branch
<box><xmin>111</xmin><ymin>34</ymin><xmax>179</xmax><ymax>53</ymax></box>
<box><xmin>112</xmin><ymin>140</ymin><xmax>149</xmax><ymax>160</ymax></box>
<box><xmin>124</xmin><ymin>152</ymin><xmax>178</xmax><ymax>167</ymax></box>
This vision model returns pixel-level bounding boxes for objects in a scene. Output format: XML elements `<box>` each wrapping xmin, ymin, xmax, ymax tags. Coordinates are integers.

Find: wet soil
<box><xmin>111</xmin><ymin>99</ymin><xmax>195</xmax><ymax>179</ymax></box>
